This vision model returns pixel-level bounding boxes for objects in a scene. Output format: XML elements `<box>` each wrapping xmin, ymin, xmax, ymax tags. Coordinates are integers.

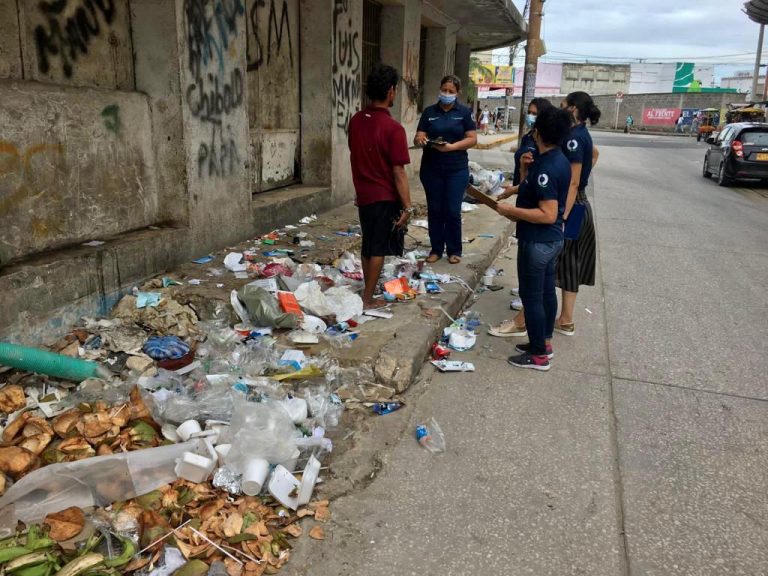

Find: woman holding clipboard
<box><xmin>555</xmin><ymin>92</ymin><xmax>600</xmax><ymax>337</ymax></box>
<box><xmin>495</xmin><ymin>107</ymin><xmax>573</xmax><ymax>371</ymax></box>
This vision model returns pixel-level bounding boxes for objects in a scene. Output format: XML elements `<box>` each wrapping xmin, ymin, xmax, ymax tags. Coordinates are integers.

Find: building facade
<box><xmin>0</xmin><ymin>0</ymin><xmax>524</xmax><ymax>342</ymax></box>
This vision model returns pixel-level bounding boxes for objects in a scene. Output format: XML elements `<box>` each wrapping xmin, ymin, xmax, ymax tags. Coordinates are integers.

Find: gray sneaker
<box><xmin>510</xmin><ymin>297</ymin><xmax>523</xmax><ymax>311</ymax></box>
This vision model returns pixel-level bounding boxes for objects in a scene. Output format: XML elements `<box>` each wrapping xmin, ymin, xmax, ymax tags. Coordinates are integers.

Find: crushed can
<box><xmin>373</xmin><ymin>402</ymin><xmax>402</xmax><ymax>415</ymax></box>
<box><xmin>431</xmin><ymin>342</ymin><xmax>451</xmax><ymax>360</ymax></box>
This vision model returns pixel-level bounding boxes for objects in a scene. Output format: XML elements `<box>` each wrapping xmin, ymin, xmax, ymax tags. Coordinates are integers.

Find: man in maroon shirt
<box><xmin>348</xmin><ymin>64</ymin><xmax>414</xmax><ymax>308</ymax></box>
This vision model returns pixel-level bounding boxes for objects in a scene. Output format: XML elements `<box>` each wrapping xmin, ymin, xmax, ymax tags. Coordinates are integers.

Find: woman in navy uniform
<box><xmin>495</xmin><ymin>107</ymin><xmax>574</xmax><ymax>371</ymax></box>
<box><xmin>414</xmin><ymin>75</ymin><xmax>477</xmax><ymax>264</ymax></box>
<box><xmin>555</xmin><ymin>91</ymin><xmax>600</xmax><ymax>336</ymax></box>
<box><xmin>488</xmin><ymin>98</ymin><xmax>553</xmax><ymax>339</ymax></box>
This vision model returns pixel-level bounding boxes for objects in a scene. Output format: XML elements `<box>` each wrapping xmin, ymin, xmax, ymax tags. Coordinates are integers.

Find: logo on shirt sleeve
<box><xmin>537</xmin><ymin>173</ymin><xmax>550</xmax><ymax>187</ymax></box>
<box><xmin>566</xmin><ymin>139</ymin><xmax>579</xmax><ymax>151</ymax></box>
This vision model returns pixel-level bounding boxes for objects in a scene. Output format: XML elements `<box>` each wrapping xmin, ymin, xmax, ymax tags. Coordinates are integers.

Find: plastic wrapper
<box><xmin>237</xmin><ymin>285</ymin><xmax>298</xmax><ymax>329</ymax></box>
<box><xmin>0</xmin><ymin>440</ymin><xmax>196</xmax><ymax>535</ymax></box>
<box><xmin>224</xmin><ymin>402</ymin><xmax>298</xmax><ymax>471</ymax></box>
<box><xmin>301</xmin><ymin>385</ymin><xmax>344</xmax><ymax>429</ymax></box>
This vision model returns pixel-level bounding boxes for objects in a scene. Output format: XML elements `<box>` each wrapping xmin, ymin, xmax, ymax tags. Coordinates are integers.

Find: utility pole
<box><xmin>518</xmin><ymin>0</ymin><xmax>546</xmax><ymax>145</ymax></box>
<box><xmin>751</xmin><ymin>23</ymin><xmax>764</xmax><ymax>102</ymax></box>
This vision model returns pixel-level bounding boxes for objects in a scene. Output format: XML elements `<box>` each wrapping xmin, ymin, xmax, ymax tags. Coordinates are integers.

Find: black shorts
<box><xmin>358</xmin><ymin>201</ymin><xmax>405</xmax><ymax>258</ymax></box>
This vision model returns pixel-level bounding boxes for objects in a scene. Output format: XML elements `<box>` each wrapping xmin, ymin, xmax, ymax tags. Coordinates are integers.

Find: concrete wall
<box><xmin>330</xmin><ymin>0</ymin><xmax>363</xmax><ymax>204</ymax></box>
<box><xmin>592</xmin><ymin>92</ymin><xmax>736</xmax><ymax>131</ymax></box>
<box><xmin>0</xmin><ymin>81</ymin><xmax>159</xmax><ymax>263</ymax></box>
<box><xmin>561</xmin><ymin>63</ymin><xmax>629</xmax><ymax>97</ymax></box>
<box><xmin>18</xmin><ymin>0</ymin><xmax>135</xmax><ymax>90</ymax></box>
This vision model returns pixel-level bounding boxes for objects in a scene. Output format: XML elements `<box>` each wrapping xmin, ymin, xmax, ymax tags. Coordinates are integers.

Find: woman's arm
<box><xmin>497</xmin><ymin>199</ymin><xmax>558</xmax><ymax>224</ymax></box>
<box><xmin>592</xmin><ymin>146</ymin><xmax>600</xmax><ymax>168</ymax></box>
<box><xmin>564</xmin><ymin>163</ymin><xmax>583</xmax><ymax>219</ymax></box>
<box><xmin>497</xmin><ymin>184</ymin><xmax>519</xmax><ymax>200</ymax></box>
<box><xmin>437</xmin><ymin>130</ymin><xmax>478</xmax><ymax>152</ymax></box>
<box><xmin>414</xmin><ymin>131</ymin><xmax>428</xmax><ymax>147</ymax></box>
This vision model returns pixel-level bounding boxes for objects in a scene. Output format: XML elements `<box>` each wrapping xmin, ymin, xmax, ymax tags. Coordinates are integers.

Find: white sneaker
<box><xmin>510</xmin><ymin>297</ymin><xmax>523</xmax><ymax>311</ymax></box>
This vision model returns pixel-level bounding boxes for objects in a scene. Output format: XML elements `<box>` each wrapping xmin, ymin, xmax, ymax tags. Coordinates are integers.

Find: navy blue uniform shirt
<box><xmin>562</xmin><ymin>123</ymin><xmax>593</xmax><ymax>191</ymax></box>
<box><xmin>515</xmin><ymin>147</ymin><xmax>571</xmax><ymax>243</ymax></box>
<box><xmin>513</xmin><ymin>131</ymin><xmax>538</xmax><ymax>186</ymax></box>
<box><xmin>418</xmin><ymin>102</ymin><xmax>476</xmax><ymax>171</ymax></box>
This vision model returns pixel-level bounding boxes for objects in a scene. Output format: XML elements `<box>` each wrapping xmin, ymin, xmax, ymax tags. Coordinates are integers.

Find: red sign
<box><xmin>643</xmin><ymin>107</ymin><xmax>682</xmax><ymax>126</ymax></box>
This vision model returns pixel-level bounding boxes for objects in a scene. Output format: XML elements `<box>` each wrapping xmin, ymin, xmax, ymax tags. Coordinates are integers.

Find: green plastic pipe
<box><xmin>0</xmin><ymin>342</ymin><xmax>110</xmax><ymax>382</ymax></box>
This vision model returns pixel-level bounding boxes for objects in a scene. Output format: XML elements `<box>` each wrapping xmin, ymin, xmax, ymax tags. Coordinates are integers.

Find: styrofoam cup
<box><xmin>482</xmin><ymin>274</ymin><xmax>494</xmax><ymax>287</ymax></box>
<box><xmin>215</xmin><ymin>444</ymin><xmax>231</xmax><ymax>465</ymax></box>
<box><xmin>241</xmin><ymin>458</ymin><xmax>270</xmax><ymax>496</ymax></box>
<box><xmin>176</xmin><ymin>419</ymin><xmax>202</xmax><ymax>441</ymax></box>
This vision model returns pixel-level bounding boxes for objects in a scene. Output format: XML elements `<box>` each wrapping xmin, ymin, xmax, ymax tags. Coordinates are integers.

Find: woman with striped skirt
<box><xmin>555</xmin><ymin>92</ymin><xmax>601</xmax><ymax>336</ymax></box>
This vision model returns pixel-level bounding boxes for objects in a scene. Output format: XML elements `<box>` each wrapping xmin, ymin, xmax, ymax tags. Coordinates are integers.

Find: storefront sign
<box><xmin>642</xmin><ymin>107</ymin><xmax>681</xmax><ymax>126</ymax></box>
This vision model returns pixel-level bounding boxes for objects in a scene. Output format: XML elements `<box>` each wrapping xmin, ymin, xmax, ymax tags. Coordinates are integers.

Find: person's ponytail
<box><xmin>587</xmin><ymin>102</ymin><xmax>601</xmax><ymax>126</ymax></box>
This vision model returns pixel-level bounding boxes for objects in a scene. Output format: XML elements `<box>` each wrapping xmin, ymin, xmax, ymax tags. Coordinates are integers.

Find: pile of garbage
<box><xmin>0</xmin><ymin>210</ymin><xmax>474</xmax><ymax>574</ymax></box>
<box><xmin>468</xmin><ymin>161</ymin><xmax>507</xmax><ymax>197</ymax></box>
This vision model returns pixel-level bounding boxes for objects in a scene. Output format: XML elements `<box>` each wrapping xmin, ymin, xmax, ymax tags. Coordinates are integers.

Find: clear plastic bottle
<box><xmin>415</xmin><ymin>418</ymin><xmax>445</xmax><ymax>453</ymax></box>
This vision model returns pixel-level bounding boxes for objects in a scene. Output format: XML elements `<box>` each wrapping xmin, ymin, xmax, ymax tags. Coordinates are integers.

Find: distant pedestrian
<box><xmin>414</xmin><ymin>74</ymin><xmax>478</xmax><ymax>264</ymax></box>
<box><xmin>675</xmin><ymin>114</ymin><xmax>684</xmax><ymax>133</ymax></box>
<box><xmin>348</xmin><ymin>64</ymin><xmax>414</xmax><ymax>309</ymax></box>
<box><xmin>480</xmin><ymin>106</ymin><xmax>491</xmax><ymax>135</ymax></box>
<box><xmin>690</xmin><ymin>113</ymin><xmax>700</xmax><ymax>136</ymax></box>
<box><xmin>495</xmin><ymin>106</ymin><xmax>573</xmax><ymax>371</ymax></box>
<box><xmin>625</xmin><ymin>114</ymin><xmax>634</xmax><ymax>133</ymax></box>
<box><xmin>555</xmin><ymin>91</ymin><xmax>601</xmax><ymax>338</ymax></box>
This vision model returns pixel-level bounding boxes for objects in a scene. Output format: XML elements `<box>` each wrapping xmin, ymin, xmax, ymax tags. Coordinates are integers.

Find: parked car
<box><xmin>702</xmin><ymin>122</ymin><xmax>768</xmax><ymax>186</ymax></box>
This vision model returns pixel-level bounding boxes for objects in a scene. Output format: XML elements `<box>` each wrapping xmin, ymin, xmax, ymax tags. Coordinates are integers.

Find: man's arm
<box><xmin>393</xmin><ymin>165</ymin><xmax>412</xmax><ymax>228</ymax></box>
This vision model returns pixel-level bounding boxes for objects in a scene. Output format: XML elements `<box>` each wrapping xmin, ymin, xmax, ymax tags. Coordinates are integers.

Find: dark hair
<box><xmin>566</xmin><ymin>91</ymin><xmax>601</xmax><ymax>125</ymax></box>
<box><xmin>366</xmin><ymin>64</ymin><xmax>400</xmax><ymax>102</ymax></box>
<box><xmin>533</xmin><ymin>107</ymin><xmax>573</xmax><ymax>146</ymax></box>
<box><xmin>440</xmin><ymin>74</ymin><xmax>461</xmax><ymax>92</ymax></box>
<box><xmin>528</xmin><ymin>97</ymin><xmax>553</xmax><ymax>115</ymax></box>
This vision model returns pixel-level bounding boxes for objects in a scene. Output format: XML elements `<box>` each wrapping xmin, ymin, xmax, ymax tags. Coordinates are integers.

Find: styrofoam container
<box><xmin>241</xmin><ymin>458</ymin><xmax>270</xmax><ymax>496</ymax></box>
<box><xmin>267</xmin><ymin>465</ymin><xmax>301</xmax><ymax>510</ymax></box>
<box><xmin>296</xmin><ymin>455</ymin><xmax>321</xmax><ymax>507</ymax></box>
<box><xmin>300</xmin><ymin>315</ymin><xmax>327</xmax><ymax>334</ymax></box>
<box><xmin>174</xmin><ymin>439</ymin><xmax>217</xmax><ymax>483</ymax></box>
<box><xmin>176</xmin><ymin>419</ymin><xmax>202</xmax><ymax>441</ymax></box>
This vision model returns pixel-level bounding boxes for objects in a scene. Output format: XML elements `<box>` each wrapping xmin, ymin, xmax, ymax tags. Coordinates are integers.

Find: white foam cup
<box><xmin>241</xmin><ymin>457</ymin><xmax>270</xmax><ymax>496</ymax></box>
<box><xmin>176</xmin><ymin>419</ymin><xmax>202</xmax><ymax>441</ymax></box>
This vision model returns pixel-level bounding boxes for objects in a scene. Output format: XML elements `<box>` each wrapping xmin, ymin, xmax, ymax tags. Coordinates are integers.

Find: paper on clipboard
<box><xmin>465</xmin><ymin>186</ymin><xmax>499</xmax><ymax>210</ymax></box>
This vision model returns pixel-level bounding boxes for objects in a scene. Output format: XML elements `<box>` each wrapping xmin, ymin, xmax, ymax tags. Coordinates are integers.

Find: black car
<box><xmin>702</xmin><ymin>122</ymin><xmax>768</xmax><ymax>186</ymax></box>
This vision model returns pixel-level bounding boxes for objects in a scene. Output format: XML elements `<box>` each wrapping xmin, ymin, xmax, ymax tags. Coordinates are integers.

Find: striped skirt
<box><xmin>556</xmin><ymin>189</ymin><xmax>596</xmax><ymax>292</ymax></box>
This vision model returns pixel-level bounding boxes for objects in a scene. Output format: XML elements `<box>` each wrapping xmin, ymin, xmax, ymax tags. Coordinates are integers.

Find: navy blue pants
<box><xmin>420</xmin><ymin>166</ymin><xmax>469</xmax><ymax>257</ymax></box>
<box><xmin>518</xmin><ymin>240</ymin><xmax>564</xmax><ymax>356</ymax></box>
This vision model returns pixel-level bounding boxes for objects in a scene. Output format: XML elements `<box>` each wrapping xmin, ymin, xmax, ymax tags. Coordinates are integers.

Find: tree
<box><xmin>466</xmin><ymin>56</ymin><xmax>487</xmax><ymax>104</ymax></box>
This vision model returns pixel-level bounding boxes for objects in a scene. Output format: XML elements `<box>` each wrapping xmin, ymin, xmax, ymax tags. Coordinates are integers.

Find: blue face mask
<box><xmin>526</xmin><ymin>114</ymin><xmax>537</xmax><ymax>127</ymax></box>
<box><xmin>438</xmin><ymin>92</ymin><xmax>457</xmax><ymax>105</ymax></box>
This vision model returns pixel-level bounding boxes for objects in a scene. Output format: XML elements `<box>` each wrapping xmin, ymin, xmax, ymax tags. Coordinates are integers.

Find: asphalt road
<box><xmin>287</xmin><ymin>132</ymin><xmax>768</xmax><ymax>575</ymax></box>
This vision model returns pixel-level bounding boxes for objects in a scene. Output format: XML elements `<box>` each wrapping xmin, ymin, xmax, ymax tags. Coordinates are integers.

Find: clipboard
<box><xmin>465</xmin><ymin>185</ymin><xmax>498</xmax><ymax>210</ymax></box>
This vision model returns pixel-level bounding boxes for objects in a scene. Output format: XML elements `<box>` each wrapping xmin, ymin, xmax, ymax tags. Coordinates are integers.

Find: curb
<box><xmin>475</xmin><ymin>135</ymin><xmax>518</xmax><ymax>150</ymax></box>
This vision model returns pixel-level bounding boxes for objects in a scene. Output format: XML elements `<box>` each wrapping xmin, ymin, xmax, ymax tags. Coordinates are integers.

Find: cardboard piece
<box><xmin>465</xmin><ymin>185</ymin><xmax>499</xmax><ymax>210</ymax></box>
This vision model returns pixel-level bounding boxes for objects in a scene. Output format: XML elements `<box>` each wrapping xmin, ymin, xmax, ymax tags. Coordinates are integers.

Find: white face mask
<box><xmin>526</xmin><ymin>114</ymin><xmax>537</xmax><ymax>127</ymax></box>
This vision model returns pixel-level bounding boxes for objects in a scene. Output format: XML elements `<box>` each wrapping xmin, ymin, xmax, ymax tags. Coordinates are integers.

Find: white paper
<box><xmin>224</xmin><ymin>252</ymin><xmax>247</xmax><ymax>272</ymax></box>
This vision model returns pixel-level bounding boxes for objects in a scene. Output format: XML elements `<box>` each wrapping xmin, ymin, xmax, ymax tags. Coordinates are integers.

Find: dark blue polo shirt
<box><xmin>417</xmin><ymin>102</ymin><xmax>476</xmax><ymax>171</ymax></box>
<box><xmin>513</xmin><ymin>131</ymin><xmax>538</xmax><ymax>186</ymax></box>
<box><xmin>515</xmin><ymin>147</ymin><xmax>570</xmax><ymax>243</ymax></box>
<box><xmin>562</xmin><ymin>123</ymin><xmax>593</xmax><ymax>191</ymax></box>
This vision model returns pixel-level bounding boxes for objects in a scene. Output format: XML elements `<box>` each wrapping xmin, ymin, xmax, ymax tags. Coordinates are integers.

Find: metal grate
<box><xmin>361</xmin><ymin>0</ymin><xmax>382</xmax><ymax>106</ymax></box>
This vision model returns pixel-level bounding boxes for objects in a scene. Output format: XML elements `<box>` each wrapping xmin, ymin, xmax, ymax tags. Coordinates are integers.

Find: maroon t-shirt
<box><xmin>348</xmin><ymin>105</ymin><xmax>411</xmax><ymax>206</ymax></box>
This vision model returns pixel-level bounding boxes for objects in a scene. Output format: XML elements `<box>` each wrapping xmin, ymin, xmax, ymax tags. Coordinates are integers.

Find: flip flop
<box><xmin>448</xmin><ymin>255</ymin><xmax>461</xmax><ymax>264</ymax></box>
<box><xmin>426</xmin><ymin>254</ymin><xmax>441</xmax><ymax>263</ymax></box>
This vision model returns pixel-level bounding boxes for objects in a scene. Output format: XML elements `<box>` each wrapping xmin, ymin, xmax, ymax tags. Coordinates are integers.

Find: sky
<box><xmin>497</xmin><ymin>1</ymin><xmax>765</xmax><ymax>80</ymax></box>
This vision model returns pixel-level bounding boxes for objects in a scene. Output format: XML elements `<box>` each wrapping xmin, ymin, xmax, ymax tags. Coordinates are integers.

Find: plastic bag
<box><xmin>224</xmin><ymin>402</ymin><xmax>298</xmax><ymax>470</ymax></box>
<box><xmin>237</xmin><ymin>285</ymin><xmax>298</xmax><ymax>329</ymax></box>
<box><xmin>416</xmin><ymin>417</ymin><xmax>445</xmax><ymax>453</ymax></box>
<box><xmin>0</xmin><ymin>441</ymin><xmax>195</xmax><ymax>534</ymax></box>
<box><xmin>294</xmin><ymin>281</ymin><xmax>334</xmax><ymax>317</ymax></box>
<box><xmin>324</xmin><ymin>287</ymin><xmax>363</xmax><ymax>322</ymax></box>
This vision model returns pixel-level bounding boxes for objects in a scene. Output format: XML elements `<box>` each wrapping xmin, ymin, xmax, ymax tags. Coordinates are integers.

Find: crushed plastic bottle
<box><xmin>415</xmin><ymin>418</ymin><xmax>445</xmax><ymax>453</ymax></box>
<box><xmin>372</xmin><ymin>402</ymin><xmax>402</xmax><ymax>415</ymax></box>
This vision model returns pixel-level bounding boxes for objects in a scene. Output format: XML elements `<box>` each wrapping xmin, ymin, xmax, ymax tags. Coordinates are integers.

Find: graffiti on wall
<box><xmin>332</xmin><ymin>0</ymin><xmax>360</xmax><ymax>135</ymax></box>
<box><xmin>246</xmin><ymin>0</ymin><xmax>294</xmax><ymax>71</ymax></box>
<box><xmin>184</xmin><ymin>0</ymin><xmax>245</xmax><ymax>178</ymax></box>
<box><xmin>402</xmin><ymin>41</ymin><xmax>419</xmax><ymax>124</ymax></box>
<box><xmin>0</xmin><ymin>140</ymin><xmax>65</xmax><ymax>240</ymax></box>
<box><xmin>34</xmin><ymin>0</ymin><xmax>118</xmax><ymax>78</ymax></box>
<box><xmin>101</xmin><ymin>104</ymin><xmax>121</xmax><ymax>134</ymax></box>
